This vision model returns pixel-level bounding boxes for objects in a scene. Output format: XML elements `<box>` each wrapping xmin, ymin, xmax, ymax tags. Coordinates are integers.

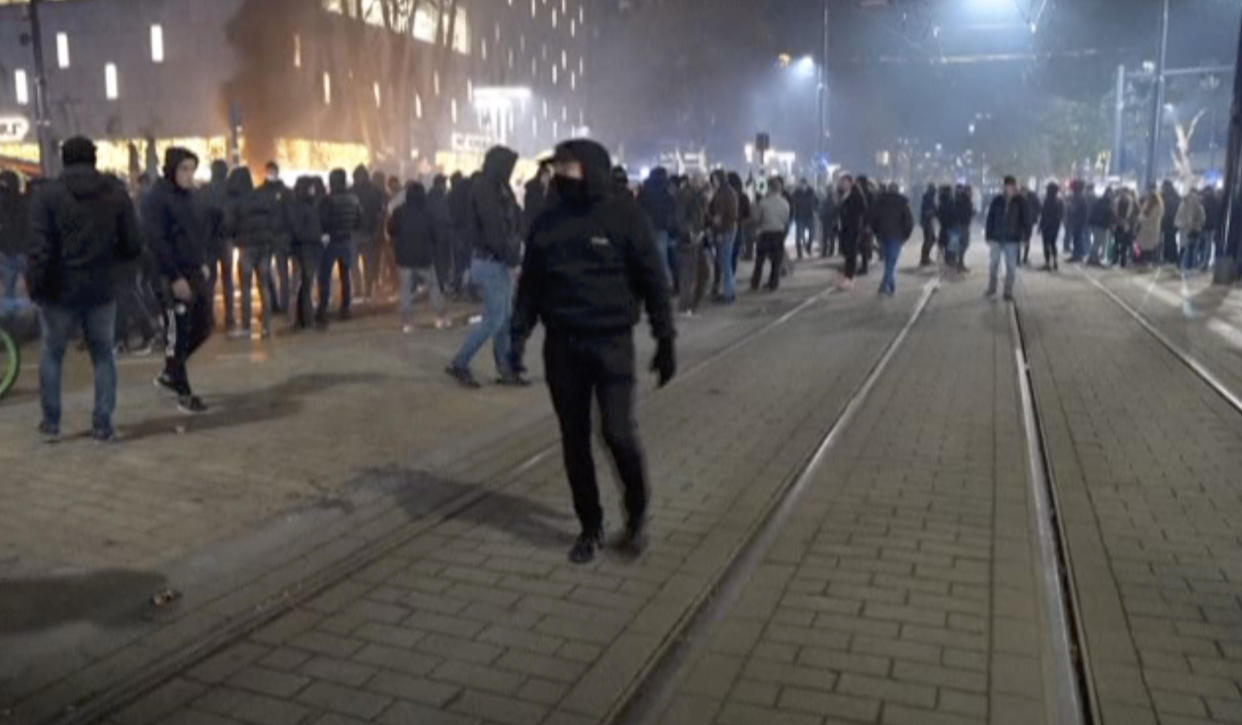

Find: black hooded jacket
<box><xmin>28</xmin><ymin>164</ymin><xmax>141</xmax><ymax>306</ymax></box>
<box><xmin>352</xmin><ymin>165</ymin><xmax>384</xmax><ymax>236</ymax></box>
<box><xmin>388</xmin><ymin>183</ymin><xmax>437</xmax><ymax>269</ymax></box>
<box><xmin>512</xmin><ymin>139</ymin><xmax>675</xmax><ymax>343</ymax></box>
<box><xmin>320</xmin><ymin>169</ymin><xmax>363</xmax><ymax>243</ymax></box>
<box><xmin>0</xmin><ymin>171</ymin><xmax>29</xmax><ymax>256</ymax></box>
<box><xmin>225</xmin><ymin>167</ymin><xmax>281</xmax><ymax>249</ymax></box>
<box><xmin>468</xmin><ymin>146</ymin><xmax>522</xmax><ymax>264</ymax></box>
<box><xmin>1041</xmin><ymin>187</ymin><xmax>1065</xmax><ymax>234</ymax></box>
<box><xmin>141</xmin><ymin>147</ymin><xmax>210</xmax><ymax>284</ymax></box>
<box><xmin>637</xmin><ymin>167</ymin><xmax>677</xmax><ymax>234</ymax></box>
<box><xmin>288</xmin><ymin>177</ymin><xmax>323</xmax><ymax>249</ymax></box>
<box><xmin>868</xmin><ymin>190</ymin><xmax>915</xmax><ymax>242</ymax></box>
<box><xmin>195</xmin><ymin>160</ymin><xmax>230</xmax><ymax>254</ymax></box>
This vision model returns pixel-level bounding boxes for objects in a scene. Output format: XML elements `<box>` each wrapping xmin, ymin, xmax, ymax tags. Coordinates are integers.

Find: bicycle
<box><xmin>0</xmin><ymin>320</ymin><xmax>18</xmax><ymax>400</ymax></box>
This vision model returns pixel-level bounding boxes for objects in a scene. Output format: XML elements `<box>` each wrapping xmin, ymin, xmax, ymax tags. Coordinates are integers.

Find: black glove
<box><xmin>651</xmin><ymin>337</ymin><xmax>676</xmax><ymax>388</ymax></box>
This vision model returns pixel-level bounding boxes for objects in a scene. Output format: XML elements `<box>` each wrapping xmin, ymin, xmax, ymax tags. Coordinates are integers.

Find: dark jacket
<box><xmin>1089</xmin><ymin>194</ymin><xmax>1115</xmax><ymax>228</ymax></box>
<box><xmin>320</xmin><ymin>169</ymin><xmax>363</xmax><ymax>244</ymax></box>
<box><xmin>428</xmin><ymin>180</ymin><xmax>453</xmax><ymax>244</ymax></box>
<box><xmin>288</xmin><ymin>177</ymin><xmax>323</xmax><ymax>250</ymax></box>
<box><xmin>985</xmin><ymin>193</ymin><xmax>1031</xmax><ymax>243</ymax></box>
<box><xmin>388</xmin><ymin>183</ymin><xmax>437</xmax><ymax>268</ymax></box>
<box><xmin>195</xmin><ymin>160</ymin><xmax>230</xmax><ymax>255</ymax></box>
<box><xmin>469</xmin><ymin>146</ymin><xmax>521</xmax><ymax>264</ymax></box>
<box><xmin>512</xmin><ymin>139</ymin><xmax>674</xmax><ymax>343</ymax></box>
<box><xmin>257</xmin><ymin>178</ymin><xmax>293</xmax><ymax>252</ymax></box>
<box><xmin>868</xmin><ymin>190</ymin><xmax>915</xmax><ymax>242</ymax></box>
<box><xmin>709</xmin><ymin>184</ymin><xmax>739</xmax><ymax>232</ymax></box>
<box><xmin>791</xmin><ymin>186</ymin><xmax>817</xmax><ymax>222</ymax></box>
<box><xmin>637</xmin><ymin>167</ymin><xmax>677</xmax><ymax>234</ymax></box>
<box><xmin>225</xmin><ymin>168</ymin><xmax>281</xmax><ymax>249</ymax></box>
<box><xmin>1040</xmin><ymin>188</ymin><xmax>1064</xmax><ymax>234</ymax></box>
<box><xmin>524</xmin><ymin>176</ymin><xmax>552</xmax><ymax>233</ymax></box>
<box><xmin>0</xmin><ymin>171</ymin><xmax>29</xmax><ymax>256</ymax></box>
<box><xmin>936</xmin><ymin>187</ymin><xmax>955</xmax><ymax>229</ymax></box>
<box><xmin>141</xmin><ymin>148</ymin><xmax>210</xmax><ymax>283</ymax></box>
<box><xmin>839</xmin><ymin>186</ymin><xmax>868</xmax><ymax>243</ymax></box>
<box><xmin>1066</xmin><ymin>189</ymin><xmax>1088</xmax><ymax>232</ymax></box>
<box><xmin>1024</xmin><ymin>190</ymin><xmax>1041</xmax><ymax>231</ymax></box>
<box><xmin>819</xmin><ymin>188</ymin><xmax>838</xmax><ymax>230</ymax></box>
<box><xmin>920</xmin><ymin>187</ymin><xmax>936</xmax><ymax>224</ymax></box>
<box><xmin>28</xmin><ymin>164</ymin><xmax>141</xmax><ymax>306</ymax></box>
<box><xmin>448</xmin><ymin>175</ymin><xmax>471</xmax><ymax>231</ymax></box>
<box><xmin>1161</xmin><ymin>185</ymin><xmax>1181</xmax><ymax>234</ymax></box>
<box><xmin>352</xmin><ymin>166</ymin><xmax>385</xmax><ymax>236</ymax></box>
<box><xmin>1203</xmin><ymin>190</ymin><xmax>1223</xmax><ymax>232</ymax></box>
<box><xmin>953</xmin><ymin>191</ymin><xmax>975</xmax><ymax>229</ymax></box>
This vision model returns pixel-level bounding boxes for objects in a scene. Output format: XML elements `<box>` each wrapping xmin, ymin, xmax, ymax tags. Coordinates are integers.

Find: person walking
<box><xmin>637</xmin><ymin>166</ymin><xmax>676</xmax><ymax>289</ymax></box>
<box><xmin>953</xmin><ymin>184</ymin><xmax>976</xmax><ymax>271</ymax></box>
<box><xmin>144</xmin><ymin>146</ymin><xmax>213</xmax><ymax>414</ymax></box>
<box><xmin>837</xmin><ymin>175</ymin><xmax>867</xmax><ymax>289</ymax></box>
<box><xmin>674</xmin><ymin>174</ymin><xmax>710</xmax><ymax>314</ymax></box>
<box><xmin>27</xmin><ymin>137</ymin><xmax>141</xmax><ymax>441</ymax></box>
<box><xmin>984</xmin><ymin>176</ymin><xmax>1030</xmax><ymax>301</ymax></box>
<box><xmin>728</xmin><ymin>172</ymin><xmax>750</xmax><ymax>276</ymax></box>
<box><xmin>1039</xmin><ymin>182</ymin><xmax>1065</xmax><ymax>270</ymax></box>
<box><xmin>351</xmin><ymin>165</ymin><xmax>385</xmax><ymax>304</ymax></box>
<box><xmin>1199</xmin><ymin>185</ymin><xmax>1221</xmax><ymax>270</ymax></box>
<box><xmin>935</xmin><ymin>184</ymin><xmax>955</xmax><ymax>264</ymax></box>
<box><xmin>818</xmin><ymin>182</ymin><xmax>839</xmax><ymax>258</ymax></box>
<box><xmin>791</xmin><ymin>178</ymin><xmax>817</xmax><ymax>260</ymax></box>
<box><xmin>196</xmin><ymin>160</ymin><xmax>236</xmax><ymax>332</ymax></box>
<box><xmin>225</xmin><ymin>167</ymin><xmax>280</xmax><ymax>339</ymax></box>
<box><xmin>317</xmin><ymin>168</ymin><xmax>362</xmax><ymax>327</ymax></box>
<box><xmin>288</xmin><ymin>176</ymin><xmax>324</xmax><ymax>331</ymax></box>
<box><xmin>1175</xmin><ymin>187</ymin><xmax>1206</xmax><ymax>272</ymax></box>
<box><xmin>447</xmin><ymin>172</ymin><xmax>473</xmax><ymax>297</ymax></box>
<box><xmin>708</xmin><ymin>170</ymin><xmax>739</xmax><ymax>303</ymax></box>
<box><xmin>1161</xmin><ymin>180</ymin><xmax>1182</xmax><ymax>265</ymax></box>
<box><xmin>1021</xmin><ymin>183</ymin><xmax>1041</xmax><ymax>266</ymax></box>
<box><xmin>1065</xmin><ymin>180</ymin><xmax>1088</xmax><ymax>262</ymax></box>
<box><xmin>870</xmin><ymin>183</ymin><xmax>915</xmax><ymax>296</ymax></box>
<box><xmin>1112</xmin><ymin>188</ymin><xmax>1139</xmax><ymax>268</ymax></box>
<box><xmin>0</xmin><ymin>170</ymin><xmax>31</xmax><ymax>318</ymax></box>
<box><xmin>258</xmin><ymin>161</ymin><xmax>293</xmax><ymax>315</ymax></box>
<box><xmin>510</xmin><ymin>139</ymin><xmax>675</xmax><ymax>564</ymax></box>
<box><xmin>918</xmin><ymin>182</ymin><xmax>937</xmax><ymax>266</ymax></box>
<box><xmin>856</xmin><ymin>176</ymin><xmax>877</xmax><ymax>275</ymax></box>
<box><xmin>1136</xmin><ymin>185</ymin><xmax>1165</xmax><ymax>266</ymax></box>
<box><xmin>447</xmin><ymin>146</ymin><xmax>525</xmax><ymax>388</ymax></box>
<box><xmin>1087</xmin><ymin>186</ymin><xmax>1114</xmax><ymax>266</ymax></box>
<box><xmin>428</xmin><ymin>175</ymin><xmax>454</xmax><ymax>292</ymax></box>
<box><xmin>388</xmin><ymin>182</ymin><xmax>445</xmax><ymax>332</ymax></box>
<box><xmin>751</xmin><ymin>177</ymin><xmax>791</xmax><ymax>292</ymax></box>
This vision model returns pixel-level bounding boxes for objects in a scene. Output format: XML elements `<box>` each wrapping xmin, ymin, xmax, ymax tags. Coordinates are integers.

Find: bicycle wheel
<box><xmin>0</xmin><ymin>327</ymin><xmax>19</xmax><ymax>400</ymax></box>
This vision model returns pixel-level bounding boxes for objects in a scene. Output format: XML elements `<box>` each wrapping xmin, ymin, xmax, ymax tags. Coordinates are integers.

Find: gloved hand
<box><xmin>650</xmin><ymin>337</ymin><xmax>676</xmax><ymax>388</ymax></box>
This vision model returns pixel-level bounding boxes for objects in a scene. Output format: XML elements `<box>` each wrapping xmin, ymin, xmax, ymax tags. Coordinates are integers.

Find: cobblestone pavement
<box><xmin>649</xmin><ymin>271</ymin><xmax>1052</xmax><ymax>725</ymax></box>
<box><xmin>1019</xmin><ymin>267</ymin><xmax>1242</xmax><ymax>725</ymax></box>
<box><xmin>89</xmin><ymin>257</ymin><xmax>935</xmax><ymax>725</ymax></box>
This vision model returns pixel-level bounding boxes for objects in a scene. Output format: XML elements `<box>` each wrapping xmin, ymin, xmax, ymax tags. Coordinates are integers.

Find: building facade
<box><xmin>0</xmin><ymin>0</ymin><xmax>590</xmax><ymax>179</ymax></box>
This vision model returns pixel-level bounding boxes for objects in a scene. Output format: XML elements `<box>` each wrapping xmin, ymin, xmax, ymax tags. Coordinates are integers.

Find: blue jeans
<box><xmin>879</xmin><ymin>238</ymin><xmax>903</xmax><ymax>294</ymax></box>
<box><xmin>0</xmin><ymin>251</ymin><xmax>28</xmax><ymax>316</ymax></box>
<box><xmin>714</xmin><ymin>229</ymin><xmax>737</xmax><ymax>300</ymax></box>
<box><xmin>238</xmin><ymin>246</ymin><xmax>272</xmax><ymax>331</ymax></box>
<box><xmin>652</xmin><ymin>230</ymin><xmax>673</xmax><ymax>289</ymax></box>
<box><xmin>39</xmin><ymin>302</ymin><xmax>117</xmax><ymax>431</ymax></box>
<box><xmin>451</xmin><ymin>258</ymin><xmax>513</xmax><ymax>375</ymax></box>
<box><xmin>1070</xmin><ymin>227</ymin><xmax>1088</xmax><ymax>260</ymax></box>
<box><xmin>987</xmin><ymin>241</ymin><xmax>1020</xmax><ymax>296</ymax></box>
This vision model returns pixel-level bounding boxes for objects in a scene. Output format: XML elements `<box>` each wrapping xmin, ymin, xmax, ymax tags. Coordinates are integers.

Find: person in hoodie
<box><xmin>143</xmin><ymin>147</ymin><xmax>212</xmax><ymax>414</ymax></box>
<box><xmin>27</xmin><ymin>137</ymin><xmax>141</xmax><ymax>441</ymax></box>
<box><xmin>984</xmin><ymin>176</ymin><xmax>1031</xmax><ymax>301</ymax></box>
<box><xmin>869</xmin><ymin>182</ymin><xmax>915</xmax><ymax>296</ymax></box>
<box><xmin>707</xmin><ymin>169</ymin><xmax>739</xmax><ymax>303</ymax></box>
<box><xmin>446</xmin><ymin>172</ymin><xmax>472</xmax><ymax>296</ymax></box>
<box><xmin>1039</xmin><ymin>182</ymin><xmax>1065</xmax><ymax>270</ymax></box>
<box><xmin>918</xmin><ymin>182</ymin><xmax>937</xmax><ymax>266</ymax></box>
<box><xmin>510</xmin><ymin>138</ymin><xmax>675</xmax><ymax>564</ymax></box>
<box><xmin>351</xmin><ymin>164</ymin><xmax>385</xmax><ymax>303</ymax></box>
<box><xmin>317</xmin><ymin>168</ymin><xmax>363</xmax><ymax>327</ymax></box>
<box><xmin>1065</xmin><ymin>179</ymin><xmax>1088</xmax><ymax>261</ymax></box>
<box><xmin>447</xmin><ymin>146</ymin><xmax>524</xmax><ymax>388</ymax></box>
<box><xmin>427</xmin><ymin>174</ymin><xmax>453</xmax><ymax>293</ymax></box>
<box><xmin>0</xmin><ymin>170</ymin><xmax>31</xmax><ymax>317</ymax></box>
<box><xmin>837</xmin><ymin>174</ymin><xmax>867</xmax><ymax>289</ymax></box>
<box><xmin>1087</xmin><ymin>186</ymin><xmax>1115</xmax><ymax>266</ymax></box>
<box><xmin>258</xmin><ymin>161</ymin><xmax>293</xmax><ymax>316</ymax></box>
<box><xmin>1161</xmin><ymin>180</ymin><xmax>1182</xmax><ymax>265</ymax></box>
<box><xmin>1022</xmin><ymin>183</ymin><xmax>1041</xmax><ymax>266</ymax></box>
<box><xmin>287</xmin><ymin>176</ymin><xmax>324</xmax><ymax>331</ymax></box>
<box><xmin>389</xmin><ymin>182</ymin><xmax>445</xmax><ymax>333</ymax></box>
<box><xmin>637</xmin><ymin>166</ymin><xmax>676</xmax><ymax>288</ymax></box>
<box><xmin>225</xmin><ymin>166</ymin><xmax>280</xmax><ymax>338</ymax></box>
<box><xmin>196</xmin><ymin>160</ymin><xmax>236</xmax><ymax>331</ymax></box>
<box><xmin>524</xmin><ymin>160</ymin><xmax>554</xmax><ymax>234</ymax></box>
<box><xmin>791</xmin><ymin>178</ymin><xmax>818</xmax><ymax>260</ymax></box>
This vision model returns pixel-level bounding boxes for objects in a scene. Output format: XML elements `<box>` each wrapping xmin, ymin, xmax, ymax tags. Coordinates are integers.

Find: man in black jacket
<box><xmin>1040</xmin><ymin>182</ymin><xmax>1065</xmax><ymax>270</ymax></box>
<box><xmin>317</xmin><ymin>168</ymin><xmax>362</xmax><ymax>327</ymax></box>
<box><xmin>447</xmin><ymin>146</ymin><xmax>524</xmax><ymax>388</ymax></box>
<box><xmin>637</xmin><ymin>166</ymin><xmax>676</xmax><ymax>288</ymax></box>
<box><xmin>818</xmin><ymin>183</ymin><xmax>838</xmax><ymax>258</ymax></box>
<box><xmin>1022</xmin><ymin>183</ymin><xmax>1041</xmax><ymax>266</ymax></box>
<box><xmin>837</xmin><ymin>175</ymin><xmax>867</xmax><ymax>288</ymax></box>
<box><xmin>869</xmin><ymin>183</ymin><xmax>915</xmax><ymax>295</ymax></box>
<box><xmin>791</xmin><ymin>178</ymin><xmax>818</xmax><ymax>260</ymax></box>
<box><xmin>446</xmin><ymin>172</ymin><xmax>472</xmax><ymax>296</ymax></box>
<box><xmin>287</xmin><ymin>176</ymin><xmax>323</xmax><ymax>330</ymax></box>
<box><xmin>145</xmin><ymin>147</ymin><xmax>212</xmax><ymax>414</ymax></box>
<box><xmin>388</xmin><ymin>182</ymin><xmax>445</xmax><ymax>331</ymax></box>
<box><xmin>1065</xmin><ymin>180</ymin><xmax>1088</xmax><ymax>261</ymax></box>
<box><xmin>0</xmin><ymin>170</ymin><xmax>31</xmax><ymax>317</ymax></box>
<box><xmin>351</xmin><ymin>165</ymin><xmax>385</xmax><ymax>303</ymax></box>
<box><xmin>259</xmin><ymin>161</ymin><xmax>293</xmax><ymax>315</ymax></box>
<box><xmin>918</xmin><ymin>183</ymin><xmax>937</xmax><ymax>266</ymax></box>
<box><xmin>196</xmin><ymin>160</ymin><xmax>235</xmax><ymax>331</ymax></box>
<box><xmin>227</xmin><ymin>167</ymin><xmax>280</xmax><ymax>338</ymax></box>
<box><xmin>511</xmin><ymin>139</ymin><xmax>675</xmax><ymax>564</ymax></box>
<box><xmin>28</xmin><ymin>137</ymin><xmax>141</xmax><ymax>440</ymax></box>
<box><xmin>984</xmin><ymin>176</ymin><xmax>1030</xmax><ymax>301</ymax></box>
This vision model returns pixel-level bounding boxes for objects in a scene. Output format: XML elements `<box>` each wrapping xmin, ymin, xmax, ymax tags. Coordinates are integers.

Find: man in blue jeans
<box><xmin>867</xmin><ymin>183</ymin><xmax>915</xmax><ymax>296</ymax></box>
<box><xmin>447</xmin><ymin>146</ymin><xmax>526</xmax><ymax>388</ymax></box>
<box><xmin>984</xmin><ymin>176</ymin><xmax>1031</xmax><ymax>302</ymax></box>
<box><xmin>27</xmin><ymin>136</ymin><xmax>142</xmax><ymax>441</ymax></box>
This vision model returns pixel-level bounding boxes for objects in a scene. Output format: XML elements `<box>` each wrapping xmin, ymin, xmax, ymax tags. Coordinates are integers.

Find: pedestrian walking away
<box><xmin>1039</xmin><ymin>182</ymin><xmax>1064</xmax><ymax>270</ymax></box>
<box><xmin>837</xmin><ymin>175</ymin><xmax>867</xmax><ymax>289</ymax></box>
<box><xmin>708</xmin><ymin>169</ymin><xmax>739</xmax><ymax>303</ymax></box>
<box><xmin>226</xmin><ymin>166</ymin><xmax>281</xmax><ymax>338</ymax></box>
<box><xmin>288</xmin><ymin>176</ymin><xmax>324</xmax><ymax>331</ymax></box>
<box><xmin>196</xmin><ymin>160</ymin><xmax>236</xmax><ymax>331</ymax></box>
<box><xmin>317</xmin><ymin>168</ymin><xmax>363</xmax><ymax>327</ymax></box>
<box><xmin>388</xmin><ymin>182</ymin><xmax>446</xmax><ymax>332</ymax></box>
<box><xmin>27</xmin><ymin>136</ymin><xmax>142</xmax><ymax>441</ymax></box>
<box><xmin>0</xmin><ymin>170</ymin><xmax>32</xmax><ymax>318</ymax></box>
<box><xmin>752</xmin><ymin>176</ymin><xmax>791</xmax><ymax>292</ymax></box>
<box><xmin>447</xmin><ymin>145</ymin><xmax>525</xmax><ymax>388</ymax></box>
<box><xmin>984</xmin><ymin>176</ymin><xmax>1030</xmax><ymax>301</ymax></box>
<box><xmin>918</xmin><ymin>183</ymin><xmax>937</xmax><ymax>266</ymax></box>
<box><xmin>144</xmin><ymin>147</ymin><xmax>213</xmax><ymax>414</ymax></box>
<box><xmin>869</xmin><ymin>182</ymin><xmax>915</xmax><ymax>296</ymax></box>
<box><xmin>510</xmin><ymin>138</ymin><xmax>676</xmax><ymax>564</ymax></box>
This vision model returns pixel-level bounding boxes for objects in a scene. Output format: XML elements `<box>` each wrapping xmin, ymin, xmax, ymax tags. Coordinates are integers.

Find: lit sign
<box><xmin>0</xmin><ymin>116</ymin><xmax>31</xmax><ymax>143</ymax></box>
<box><xmin>451</xmin><ymin>132</ymin><xmax>498</xmax><ymax>154</ymax></box>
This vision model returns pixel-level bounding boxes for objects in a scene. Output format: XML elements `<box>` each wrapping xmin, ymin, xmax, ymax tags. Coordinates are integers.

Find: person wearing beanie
<box><xmin>143</xmin><ymin>146</ymin><xmax>212</xmax><ymax>413</ymax></box>
<box><xmin>27</xmin><ymin>135</ymin><xmax>142</xmax><ymax>441</ymax></box>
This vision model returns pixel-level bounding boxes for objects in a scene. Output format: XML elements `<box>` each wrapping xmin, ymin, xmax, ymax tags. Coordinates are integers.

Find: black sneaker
<box><xmin>446</xmin><ymin>366</ymin><xmax>481</xmax><ymax>389</ymax></box>
<box><xmin>93</xmin><ymin>427</ymin><xmax>119</xmax><ymax>444</ymax></box>
<box><xmin>177</xmin><ymin>395</ymin><xmax>208</xmax><ymax>414</ymax></box>
<box><xmin>37</xmin><ymin>421</ymin><xmax>60</xmax><ymax>444</ymax></box>
<box><xmin>610</xmin><ymin>524</ymin><xmax>648</xmax><ymax>560</ymax></box>
<box><xmin>496</xmin><ymin>373</ymin><xmax>531</xmax><ymax>387</ymax></box>
<box><xmin>1003</xmin><ymin>292</ymin><xmax>1014</xmax><ymax>302</ymax></box>
<box><xmin>154</xmin><ymin>373</ymin><xmax>181</xmax><ymax>397</ymax></box>
<box><xmin>569</xmin><ymin>531</ymin><xmax>604</xmax><ymax>565</ymax></box>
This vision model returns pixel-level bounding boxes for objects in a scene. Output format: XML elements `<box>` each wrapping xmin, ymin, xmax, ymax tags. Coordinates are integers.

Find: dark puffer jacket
<box><xmin>0</xmin><ymin>171</ymin><xmax>29</xmax><ymax>256</ymax></box>
<box><xmin>352</xmin><ymin>165</ymin><xmax>384</xmax><ymax>237</ymax></box>
<box><xmin>320</xmin><ymin>169</ymin><xmax>363</xmax><ymax>244</ymax></box>
<box><xmin>512</xmin><ymin>139</ymin><xmax>674</xmax><ymax>343</ymax></box>
<box><xmin>28</xmin><ymin>164</ymin><xmax>142</xmax><ymax>306</ymax></box>
<box><xmin>141</xmin><ymin>147</ymin><xmax>210</xmax><ymax>282</ymax></box>
<box><xmin>468</xmin><ymin>146</ymin><xmax>521</xmax><ymax>264</ymax></box>
<box><xmin>226</xmin><ymin>167</ymin><xmax>281</xmax><ymax>249</ymax></box>
<box><xmin>985</xmin><ymin>193</ymin><xmax>1031</xmax><ymax>243</ymax></box>
<box><xmin>638</xmin><ymin>167</ymin><xmax>676</xmax><ymax>234</ymax></box>
<box><xmin>195</xmin><ymin>160</ymin><xmax>230</xmax><ymax>256</ymax></box>
<box><xmin>867</xmin><ymin>189</ymin><xmax>915</xmax><ymax>242</ymax></box>
<box><xmin>388</xmin><ymin>183</ymin><xmax>437</xmax><ymax>269</ymax></box>
<box><xmin>288</xmin><ymin>177</ymin><xmax>323</xmax><ymax>250</ymax></box>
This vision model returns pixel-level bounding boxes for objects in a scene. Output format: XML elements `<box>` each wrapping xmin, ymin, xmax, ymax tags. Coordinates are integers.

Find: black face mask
<box><xmin>553</xmin><ymin>174</ymin><xmax>590</xmax><ymax>208</ymax></box>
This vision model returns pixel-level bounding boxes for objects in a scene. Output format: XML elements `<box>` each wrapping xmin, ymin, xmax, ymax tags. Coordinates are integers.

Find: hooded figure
<box><xmin>288</xmin><ymin>177</ymin><xmax>324</xmax><ymax>329</ymax></box>
<box><xmin>510</xmin><ymin>138</ymin><xmax>675</xmax><ymax>564</ymax></box>
<box><xmin>467</xmin><ymin>146</ymin><xmax>521</xmax><ymax>266</ymax></box>
<box><xmin>0</xmin><ymin>170</ymin><xmax>31</xmax><ymax>315</ymax></box>
<box><xmin>193</xmin><ymin>160</ymin><xmax>236</xmax><ymax>327</ymax></box>
<box><xmin>316</xmin><ymin>168</ymin><xmax>363</xmax><ymax>325</ymax></box>
<box><xmin>224</xmin><ymin>166</ymin><xmax>279</xmax><ymax>335</ymax></box>
<box><xmin>1040</xmin><ymin>183</ymin><xmax>1065</xmax><ymax>269</ymax></box>
<box><xmin>389</xmin><ymin>182</ymin><xmax>445</xmax><ymax>328</ymax></box>
<box><xmin>638</xmin><ymin>166</ymin><xmax>677</xmax><ymax>287</ymax></box>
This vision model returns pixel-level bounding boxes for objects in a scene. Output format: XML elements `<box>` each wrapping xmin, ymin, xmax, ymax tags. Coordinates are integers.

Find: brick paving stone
<box><xmin>296</xmin><ymin>680</ymin><xmax>393</xmax><ymax>719</ymax></box>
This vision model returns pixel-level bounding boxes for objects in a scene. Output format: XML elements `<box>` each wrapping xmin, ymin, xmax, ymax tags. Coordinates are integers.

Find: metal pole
<box><xmin>818</xmin><ymin>0</ymin><xmax>828</xmax><ymax>161</ymax></box>
<box><xmin>1213</xmin><ymin>3</ymin><xmax>1242</xmax><ymax>284</ymax></box>
<box><xmin>1145</xmin><ymin>0</ymin><xmax>1170</xmax><ymax>189</ymax></box>
<box><xmin>28</xmin><ymin>0</ymin><xmax>56</xmax><ymax>178</ymax></box>
<box><xmin>1113</xmin><ymin>64</ymin><xmax>1125</xmax><ymax>176</ymax></box>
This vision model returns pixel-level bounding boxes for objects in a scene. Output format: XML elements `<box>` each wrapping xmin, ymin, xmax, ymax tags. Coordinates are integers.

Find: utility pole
<box><xmin>28</xmin><ymin>0</ymin><xmax>56</xmax><ymax>177</ymax></box>
<box><xmin>818</xmin><ymin>0</ymin><xmax>829</xmax><ymax>165</ymax></box>
<box><xmin>1144</xmin><ymin>0</ymin><xmax>1170</xmax><ymax>189</ymax></box>
<box><xmin>1113</xmin><ymin>65</ymin><xmax>1125</xmax><ymax>176</ymax></box>
<box><xmin>1214</xmin><ymin>5</ymin><xmax>1242</xmax><ymax>284</ymax></box>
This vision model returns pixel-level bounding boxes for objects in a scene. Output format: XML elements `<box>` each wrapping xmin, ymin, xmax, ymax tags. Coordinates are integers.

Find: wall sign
<box><xmin>0</xmin><ymin>116</ymin><xmax>31</xmax><ymax>143</ymax></box>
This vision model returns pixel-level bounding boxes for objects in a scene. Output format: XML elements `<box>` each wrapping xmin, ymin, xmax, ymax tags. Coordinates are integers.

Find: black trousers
<box><xmin>920</xmin><ymin>220</ymin><xmax>936</xmax><ymax>263</ymax></box>
<box><xmin>207</xmin><ymin>241</ymin><xmax>235</xmax><ymax>328</ymax></box>
<box><xmin>1041</xmin><ymin>227</ymin><xmax>1059</xmax><ymax>268</ymax></box>
<box><xmin>840</xmin><ymin>234</ymin><xmax>859</xmax><ymax>279</ymax></box>
<box><xmin>163</xmin><ymin>280</ymin><xmax>213</xmax><ymax>395</ymax></box>
<box><xmin>114</xmin><ymin>267</ymin><xmax>157</xmax><ymax>345</ymax></box>
<box><xmin>544</xmin><ymin>331</ymin><xmax>648</xmax><ymax>536</ymax></box>
<box><xmin>859</xmin><ymin>232</ymin><xmax>873</xmax><ymax>273</ymax></box>
<box><xmin>295</xmin><ymin>244</ymin><xmax>322</xmax><ymax>328</ymax></box>
<box><xmin>752</xmin><ymin>232</ymin><xmax>785</xmax><ymax>290</ymax></box>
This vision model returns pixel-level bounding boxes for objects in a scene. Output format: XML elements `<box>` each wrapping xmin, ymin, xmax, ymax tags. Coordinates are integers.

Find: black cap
<box><xmin>61</xmin><ymin>136</ymin><xmax>97</xmax><ymax>167</ymax></box>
